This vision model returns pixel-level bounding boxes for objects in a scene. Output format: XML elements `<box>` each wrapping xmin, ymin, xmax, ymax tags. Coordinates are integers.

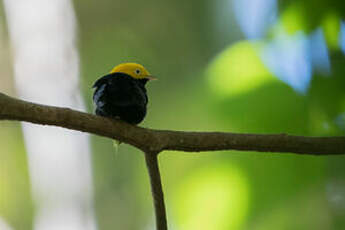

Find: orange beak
<box><xmin>145</xmin><ymin>75</ymin><xmax>157</xmax><ymax>81</ymax></box>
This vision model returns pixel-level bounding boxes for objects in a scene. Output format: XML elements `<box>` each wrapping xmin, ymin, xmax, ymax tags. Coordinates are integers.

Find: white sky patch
<box><xmin>309</xmin><ymin>28</ymin><xmax>331</xmax><ymax>76</ymax></box>
<box><xmin>261</xmin><ymin>29</ymin><xmax>312</xmax><ymax>93</ymax></box>
<box><xmin>233</xmin><ymin>0</ymin><xmax>277</xmax><ymax>39</ymax></box>
<box><xmin>341</xmin><ymin>21</ymin><xmax>345</xmax><ymax>55</ymax></box>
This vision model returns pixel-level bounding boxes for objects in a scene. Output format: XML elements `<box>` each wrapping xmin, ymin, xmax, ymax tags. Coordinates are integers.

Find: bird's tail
<box><xmin>112</xmin><ymin>139</ymin><xmax>122</xmax><ymax>153</ymax></box>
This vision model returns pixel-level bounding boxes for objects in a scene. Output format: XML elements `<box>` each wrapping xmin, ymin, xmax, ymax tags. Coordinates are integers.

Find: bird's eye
<box><xmin>135</xmin><ymin>69</ymin><xmax>141</xmax><ymax>75</ymax></box>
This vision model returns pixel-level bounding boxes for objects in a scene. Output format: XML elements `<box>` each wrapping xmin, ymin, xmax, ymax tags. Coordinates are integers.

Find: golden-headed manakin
<box><xmin>92</xmin><ymin>63</ymin><xmax>155</xmax><ymax>124</ymax></box>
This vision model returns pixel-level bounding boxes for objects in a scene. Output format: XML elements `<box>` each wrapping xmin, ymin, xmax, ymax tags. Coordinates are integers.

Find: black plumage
<box><xmin>92</xmin><ymin>72</ymin><xmax>149</xmax><ymax>124</ymax></box>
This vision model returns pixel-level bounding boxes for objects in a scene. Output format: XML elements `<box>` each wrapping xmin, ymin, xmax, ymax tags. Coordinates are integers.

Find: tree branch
<box><xmin>0</xmin><ymin>92</ymin><xmax>344</xmax><ymax>155</ymax></box>
<box><xmin>1</xmin><ymin>92</ymin><xmax>344</xmax><ymax>230</ymax></box>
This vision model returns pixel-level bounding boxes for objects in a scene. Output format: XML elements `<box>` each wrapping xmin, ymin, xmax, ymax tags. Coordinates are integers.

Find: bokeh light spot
<box><xmin>173</xmin><ymin>163</ymin><xmax>249</xmax><ymax>230</ymax></box>
<box><xmin>207</xmin><ymin>41</ymin><xmax>274</xmax><ymax>98</ymax></box>
<box><xmin>281</xmin><ymin>3</ymin><xmax>306</xmax><ymax>34</ymax></box>
<box><xmin>322</xmin><ymin>13</ymin><xmax>341</xmax><ymax>50</ymax></box>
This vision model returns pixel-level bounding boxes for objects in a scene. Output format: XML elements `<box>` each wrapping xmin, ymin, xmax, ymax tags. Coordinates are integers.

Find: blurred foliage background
<box><xmin>0</xmin><ymin>0</ymin><xmax>345</xmax><ymax>229</ymax></box>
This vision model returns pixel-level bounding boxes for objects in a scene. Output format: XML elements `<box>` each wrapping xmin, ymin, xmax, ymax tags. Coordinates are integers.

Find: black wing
<box><xmin>93</xmin><ymin>73</ymin><xmax>147</xmax><ymax>107</ymax></box>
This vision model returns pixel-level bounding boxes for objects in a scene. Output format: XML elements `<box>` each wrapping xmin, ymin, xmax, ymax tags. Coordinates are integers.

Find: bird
<box><xmin>92</xmin><ymin>63</ymin><xmax>156</xmax><ymax>124</ymax></box>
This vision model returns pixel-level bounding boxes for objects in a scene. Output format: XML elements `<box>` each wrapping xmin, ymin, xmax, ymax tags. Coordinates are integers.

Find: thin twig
<box><xmin>144</xmin><ymin>152</ymin><xmax>167</xmax><ymax>230</ymax></box>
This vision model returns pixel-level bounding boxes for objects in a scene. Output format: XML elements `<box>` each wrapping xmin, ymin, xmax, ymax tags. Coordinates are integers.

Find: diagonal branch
<box><xmin>0</xmin><ymin>92</ymin><xmax>344</xmax><ymax>155</ymax></box>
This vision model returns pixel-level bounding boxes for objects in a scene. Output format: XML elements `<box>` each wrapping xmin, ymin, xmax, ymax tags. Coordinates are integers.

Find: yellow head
<box><xmin>110</xmin><ymin>63</ymin><xmax>156</xmax><ymax>80</ymax></box>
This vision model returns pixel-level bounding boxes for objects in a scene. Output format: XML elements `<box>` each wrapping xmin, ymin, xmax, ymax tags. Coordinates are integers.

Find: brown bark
<box><xmin>0</xmin><ymin>92</ymin><xmax>344</xmax><ymax>155</ymax></box>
